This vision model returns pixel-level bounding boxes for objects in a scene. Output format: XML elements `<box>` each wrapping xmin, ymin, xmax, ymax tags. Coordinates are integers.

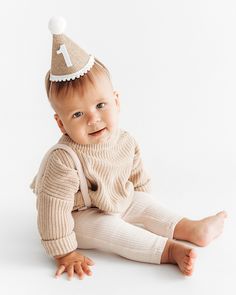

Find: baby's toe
<box><xmin>184</xmin><ymin>262</ymin><xmax>192</xmax><ymax>271</ymax></box>
<box><xmin>216</xmin><ymin>211</ymin><xmax>227</xmax><ymax>218</ymax></box>
<box><xmin>185</xmin><ymin>269</ymin><xmax>193</xmax><ymax>276</ymax></box>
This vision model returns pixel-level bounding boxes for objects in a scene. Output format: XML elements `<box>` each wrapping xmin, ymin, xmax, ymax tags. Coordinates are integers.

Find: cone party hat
<box><xmin>48</xmin><ymin>16</ymin><xmax>95</xmax><ymax>82</ymax></box>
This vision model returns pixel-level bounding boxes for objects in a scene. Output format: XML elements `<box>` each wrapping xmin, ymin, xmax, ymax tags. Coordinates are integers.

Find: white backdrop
<box><xmin>0</xmin><ymin>0</ymin><xmax>235</xmax><ymax>294</ymax></box>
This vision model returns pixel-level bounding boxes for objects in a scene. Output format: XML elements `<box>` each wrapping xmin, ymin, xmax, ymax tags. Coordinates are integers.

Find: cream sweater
<box><xmin>30</xmin><ymin>129</ymin><xmax>151</xmax><ymax>257</ymax></box>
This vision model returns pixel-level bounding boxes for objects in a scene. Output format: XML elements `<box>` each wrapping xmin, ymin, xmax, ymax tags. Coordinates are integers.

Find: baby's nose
<box><xmin>87</xmin><ymin>112</ymin><xmax>101</xmax><ymax>125</ymax></box>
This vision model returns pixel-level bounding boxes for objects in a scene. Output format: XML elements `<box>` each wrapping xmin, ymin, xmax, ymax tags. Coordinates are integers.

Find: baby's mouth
<box><xmin>89</xmin><ymin>127</ymin><xmax>107</xmax><ymax>136</ymax></box>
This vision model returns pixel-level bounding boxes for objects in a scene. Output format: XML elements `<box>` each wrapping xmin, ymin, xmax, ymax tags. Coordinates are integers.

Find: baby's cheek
<box><xmin>109</xmin><ymin>109</ymin><xmax>119</xmax><ymax>122</ymax></box>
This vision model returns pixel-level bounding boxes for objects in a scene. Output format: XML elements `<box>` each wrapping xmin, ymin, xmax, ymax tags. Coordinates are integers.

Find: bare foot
<box><xmin>161</xmin><ymin>240</ymin><xmax>197</xmax><ymax>276</ymax></box>
<box><xmin>174</xmin><ymin>211</ymin><xmax>227</xmax><ymax>247</ymax></box>
<box><xmin>189</xmin><ymin>211</ymin><xmax>227</xmax><ymax>247</ymax></box>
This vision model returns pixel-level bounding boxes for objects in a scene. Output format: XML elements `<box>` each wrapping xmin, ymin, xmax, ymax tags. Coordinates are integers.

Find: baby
<box><xmin>30</xmin><ymin>17</ymin><xmax>227</xmax><ymax>280</ymax></box>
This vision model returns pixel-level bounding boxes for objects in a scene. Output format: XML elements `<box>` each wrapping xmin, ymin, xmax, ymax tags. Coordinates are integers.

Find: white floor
<box><xmin>1</xmin><ymin>190</ymin><xmax>235</xmax><ymax>295</ymax></box>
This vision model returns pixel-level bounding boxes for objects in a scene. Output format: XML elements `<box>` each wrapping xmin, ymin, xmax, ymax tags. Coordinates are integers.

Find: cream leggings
<box><xmin>72</xmin><ymin>192</ymin><xmax>183</xmax><ymax>264</ymax></box>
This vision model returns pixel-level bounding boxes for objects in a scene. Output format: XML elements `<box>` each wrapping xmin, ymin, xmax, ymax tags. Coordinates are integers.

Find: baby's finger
<box><xmin>84</xmin><ymin>256</ymin><xmax>95</xmax><ymax>265</ymax></box>
<box><xmin>55</xmin><ymin>265</ymin><xmax>66</xmax><ymax>278</ymax></box>
<box><xmin>67</xmin><ymin>264</ymin><xmax>74</xmax><ymax>281</ymax></box>
<box><xmin>74</xmin><ymin>263</ymin><xmax>85</xmax><ymax>280</ymax></box>
<box><xmin>81</xmin><ymin>262</ymin><xmax>93</xmax><ymax>276</ymax></box>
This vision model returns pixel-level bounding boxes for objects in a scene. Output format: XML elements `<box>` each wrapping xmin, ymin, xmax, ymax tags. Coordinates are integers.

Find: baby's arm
<box><xmin>36</xmin><ymin>149</ymin><xmax>95</xmax><ymax>279</ymax></box>
<box><xmin>36</xmin><ymin>149</ymin><xmax>79</xmax><ymax>256</ymax></box>
<box><xmin>129</xmin><ymin>140</ymin><xmax>151</xmax><ymax>193</ymax></box>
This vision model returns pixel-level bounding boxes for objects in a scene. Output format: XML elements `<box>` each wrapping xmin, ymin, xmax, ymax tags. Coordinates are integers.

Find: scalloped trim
<box><xmin>50</xmin><ymin>55</ymin><xmax>95</xmax><ymax>82</ymax></box>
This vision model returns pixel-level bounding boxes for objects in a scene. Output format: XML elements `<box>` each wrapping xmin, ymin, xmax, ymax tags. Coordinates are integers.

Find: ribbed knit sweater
<box><xmin>30</xmin><ymin>128</ymin><xmax>151</xmax><ymax>257</ymax></box>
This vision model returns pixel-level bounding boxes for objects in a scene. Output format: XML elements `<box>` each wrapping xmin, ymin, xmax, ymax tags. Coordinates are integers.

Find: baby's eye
<box><xmin>72</xmin><ymin>111</ymin><xmax>83</xmax><ymax>118</ymax></box>
<box><xmin>97</xmin><ymin>102</ymin><xmax>106</xmax><ymax>109</ymax></box>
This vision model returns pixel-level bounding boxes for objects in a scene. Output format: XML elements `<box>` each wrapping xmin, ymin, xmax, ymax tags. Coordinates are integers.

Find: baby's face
<box><xmin>54</xmin><ymin>76</ymin><xmax>120</xmax><ymax>145</ymax></box>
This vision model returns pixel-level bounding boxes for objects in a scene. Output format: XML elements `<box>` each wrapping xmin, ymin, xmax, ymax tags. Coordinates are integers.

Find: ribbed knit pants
<box><xmin>72</xmin><ymin>192</ymin><xmax>183</xmax><ymax>264</ymax></box>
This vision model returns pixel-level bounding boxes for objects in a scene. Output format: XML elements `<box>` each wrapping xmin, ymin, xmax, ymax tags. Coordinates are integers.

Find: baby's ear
<box><xmin>113</xmin><ymin>91</ymin><xmax>120</xmax><ymax>111</ymax></box>
<box><xmin>54</xmin><ymin>113</ymin><xmax>67</xmax><ymax>134</ymax></box>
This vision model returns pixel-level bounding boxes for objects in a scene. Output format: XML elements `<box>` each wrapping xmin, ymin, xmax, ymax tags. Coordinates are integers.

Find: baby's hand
<box><xmin>54</xmin><ymin>251</ymin><xmax>95</xmax><ymax>280</ymax></box>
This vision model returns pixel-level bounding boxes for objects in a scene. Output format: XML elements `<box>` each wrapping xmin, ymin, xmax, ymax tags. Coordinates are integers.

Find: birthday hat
<box><xmin>48</xmin><ymin>16</ymin><xmax>95</xmax><ymax>82</ymax></box>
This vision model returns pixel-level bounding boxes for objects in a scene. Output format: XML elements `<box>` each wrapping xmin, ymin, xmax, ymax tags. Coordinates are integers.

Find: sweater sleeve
<box><xmin>129</xmin><ymin>140</ymin><xmax>151</xmax><ymax>193</ymax></box>
<box><xmin>35</xmin><ymin>149</ymin><xmax>80</xmax><ymax>257</ymax></box>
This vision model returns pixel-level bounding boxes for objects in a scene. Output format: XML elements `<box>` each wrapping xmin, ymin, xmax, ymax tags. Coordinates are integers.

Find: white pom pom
<box><xmin>48</xmin><ymin>16</ymin><xmax>66</xmax><ymax>35</ymax></box>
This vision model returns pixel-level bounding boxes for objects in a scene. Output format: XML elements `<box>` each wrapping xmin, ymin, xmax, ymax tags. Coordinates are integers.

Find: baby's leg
<box><xmin>122</xmin><ymin>191</ymin><xmax>183</xmax><ymax>239</ymax></box>
<box><xmin>73</xmin><ymin>208</ymin><xmax>197</xmax><ymax>275</ymax></box>
<box><xmin>173</xmin><ymin>211</ymin><xmax>227</xmax><ymax>246</ymax></box>
<box><xmin>73</xmin><ymin>208</ymin><xmax>167</xmax><ymax>264</ymax></box>
<box><xmin>123</xmin><ymin>192</ymin><xmax>227</xmax><ymax>247</ymax></box>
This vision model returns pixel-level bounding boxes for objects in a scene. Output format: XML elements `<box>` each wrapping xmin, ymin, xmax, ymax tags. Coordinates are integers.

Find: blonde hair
<box><xmin>45</xmin><ymin>58</ymin><xmax>112</xmax><ymax>109</ymax></box>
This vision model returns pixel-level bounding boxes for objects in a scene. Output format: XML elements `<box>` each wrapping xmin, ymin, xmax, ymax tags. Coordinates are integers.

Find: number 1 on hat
<box><xmin>57</xmin><ymin>44</ymin><xmax>73</xmax><ymax>67</ymax></box>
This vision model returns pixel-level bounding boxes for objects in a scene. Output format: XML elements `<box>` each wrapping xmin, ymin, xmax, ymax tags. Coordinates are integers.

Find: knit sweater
<box><xmin>30</xmin><ymin>128</ymin><xmax>151</xmax><ymax>257</ymax></box>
